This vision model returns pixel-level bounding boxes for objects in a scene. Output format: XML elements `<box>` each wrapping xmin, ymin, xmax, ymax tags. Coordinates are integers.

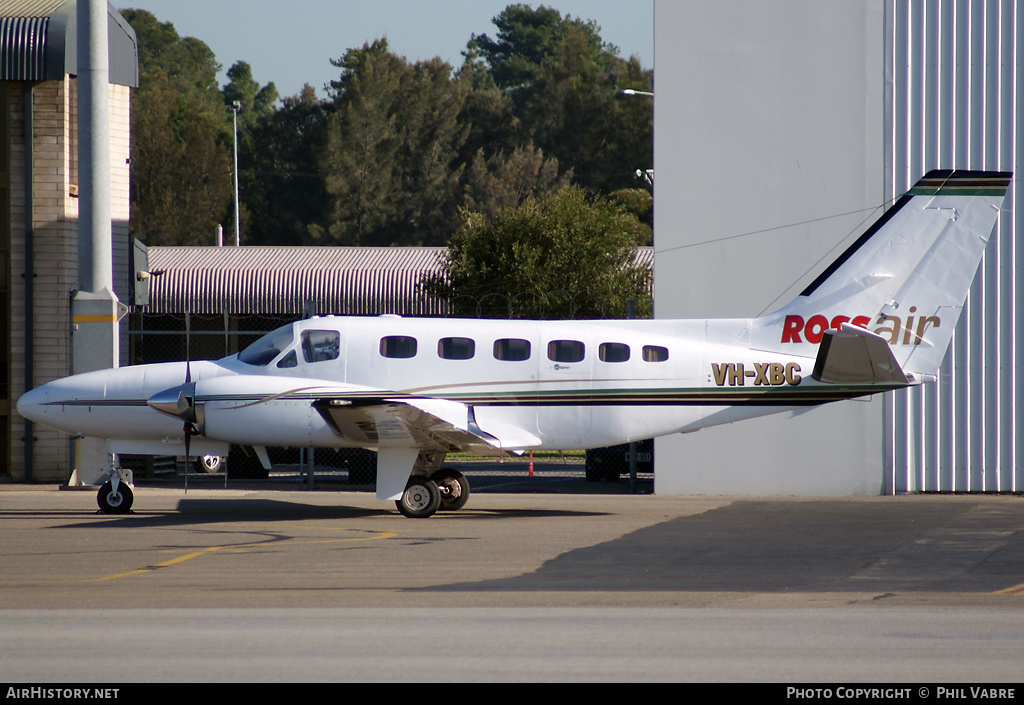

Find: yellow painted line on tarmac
<box><xmin>991</xmin><ymin>583</ymin><xmax>1024</xmax><ymax>596</ymax></box>
<box><xmin>85</xmin><ymin>530</ymin><xmax>396</xmax><ymax>582</ymax></box>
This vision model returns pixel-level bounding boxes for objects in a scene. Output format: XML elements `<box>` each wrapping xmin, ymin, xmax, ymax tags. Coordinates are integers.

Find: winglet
<box><xmin>812</xmin><ymin>323</ymin><xmax>910</xmax><ymax>385</ymax></box>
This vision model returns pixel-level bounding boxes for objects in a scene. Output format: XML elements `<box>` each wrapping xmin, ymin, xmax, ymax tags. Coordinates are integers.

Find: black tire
<box><xmin>431</xmin><ymin>467</ymin><xmax>470</xmax><ymax>511</ymax></box>
<box><xmin>193</xmin><ymin>455</ymin><xmax>222</xmax><ymax>473</ymax></box>
<box><xmin>97</xmin><ymin>481</ymin><xmax>133</xmax><ymax>514</ymax></box>
<box><xmin>395</xmin><ymin>477</ymin><xmax>440</xmax><ymax>518</ymax></box>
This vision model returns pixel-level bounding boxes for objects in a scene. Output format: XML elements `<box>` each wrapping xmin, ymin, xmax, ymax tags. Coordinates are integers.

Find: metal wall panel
<box><xmin>884</xmin><ymin>0</ymin><xmax>1020</xmax><ymax>492</ymax></box>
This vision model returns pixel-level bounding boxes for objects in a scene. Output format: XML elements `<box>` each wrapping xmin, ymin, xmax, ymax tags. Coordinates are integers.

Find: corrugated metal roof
<box><xmin>147</xmin><ymin>246</ymin><xmax>449</xmax><ymax>315</ymax></box>
<box><xmin>0</xmin><ymin>0</ymin><xmax>139</xmax><ymax>86</ymax></box>
<box><xmin>0</xmin><ymin>16</ymin><xmax>47</xmax><ymax>79</ymax></box>
<box><xmin>145</xmin><ymin>245</ymin><xmax>654</xmax><ymax>316</ymax></box>
<box><xmin>0</xmin><ymin>1</ymin><xmax>69</xmax><ymax>18</ymax></box>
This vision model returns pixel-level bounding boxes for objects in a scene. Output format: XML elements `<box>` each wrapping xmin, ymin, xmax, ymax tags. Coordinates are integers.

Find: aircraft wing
<box><xmin>312</xmin><ymin>395</ymin><xmax>535</xmax><ymax>455</ymax></box>
<box><xmin>811</xmin><ymin>323</ymin><xmax>911</xmax><ymax>385</ymax></box>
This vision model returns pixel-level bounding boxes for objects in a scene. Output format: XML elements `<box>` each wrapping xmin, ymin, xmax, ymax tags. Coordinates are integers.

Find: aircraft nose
<box><xmin>16</xmin><ymin>384</ymin><xmax>49</xmax><ymax>424</ymax></box>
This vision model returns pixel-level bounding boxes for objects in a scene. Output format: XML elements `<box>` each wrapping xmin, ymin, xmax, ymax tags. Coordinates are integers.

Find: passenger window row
<box><xmin>379</xmin><ymin>335</ymin><xmax>669</xmax><ymax>363</ymax></box>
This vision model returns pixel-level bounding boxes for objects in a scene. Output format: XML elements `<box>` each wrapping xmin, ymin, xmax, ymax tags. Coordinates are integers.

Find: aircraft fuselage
<box><xmin>19</xmin><ymin>314</ymin><xmax>882</xmax><ymax>457</ymax></box>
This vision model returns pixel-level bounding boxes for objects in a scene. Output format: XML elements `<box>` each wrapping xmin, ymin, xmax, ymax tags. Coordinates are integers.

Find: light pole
<box><xmin>620</xmin><ymin>89</ymin><xmax>654</xmax><ymax>185</ymax></box>
<box><xmin>230</xmin><ymin>100</ymin><xmax>241</xmax><ymax>246</ymax></box>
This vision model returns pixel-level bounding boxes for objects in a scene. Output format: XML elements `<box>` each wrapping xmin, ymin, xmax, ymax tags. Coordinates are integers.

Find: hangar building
<box><xmin>653</xmin><ymin>1</ymin><xmax>1021</xmax><ymax>494</ymax></box>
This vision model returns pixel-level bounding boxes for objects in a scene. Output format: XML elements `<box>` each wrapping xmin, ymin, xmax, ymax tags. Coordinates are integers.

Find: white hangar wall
<box><xmin>653</xmin><ymin>0</ymin><xmax>1021</xmax><ymax>494</ymax></box>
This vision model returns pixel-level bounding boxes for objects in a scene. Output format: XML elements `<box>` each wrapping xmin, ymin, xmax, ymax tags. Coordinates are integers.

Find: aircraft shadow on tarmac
<box><xmin>421</xmin><ymin>499</ymin><xmax>1024</xmax><ymax>595</ymax></box>
<box><xmin>55</xmin><ymin>498</ymin><xmax>611</xmax><ymax>529</ymax></box>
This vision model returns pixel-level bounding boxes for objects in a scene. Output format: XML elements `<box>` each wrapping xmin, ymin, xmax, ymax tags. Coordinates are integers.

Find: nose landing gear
<box><xmin>96</xmin><ymin>468</ymin><xmax>134</xmax><ymax>514</ymax></box>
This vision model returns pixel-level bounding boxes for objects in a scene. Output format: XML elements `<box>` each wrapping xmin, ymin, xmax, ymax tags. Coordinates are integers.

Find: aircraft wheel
<box><xmin>193</xmin><ymin>455</ymin><xmax>222</xmax><ymax>473</ymax></box>
<box><xmin>97</xmin><ymin>481</ymin><xmax>133</xmax><ymax>515</ymax></box>
<box><xmin>396</xmin><ymin>477</ymin><xmax>440</xmax><ymax>518</ymax></box>
<box><xmin>431</xmin><ymin>467</ymin><xmax>470</xmax><ymax>511</ymax></box>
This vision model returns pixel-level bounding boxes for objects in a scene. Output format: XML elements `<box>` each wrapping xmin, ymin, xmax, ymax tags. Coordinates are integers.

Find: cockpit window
<box><xmin>302</xmin><ymin>330</ymin><xmax>340</xmax><ymax>363</ymax></box>
<box><xmin>238</xmin><ymin>327</ymin><xmax>296</xmax><ymax>366</ymax></box>
<box><xmin>276</xmin><ymin>350</ymin><xmax>298</xmax><ymax>368</ymax></box>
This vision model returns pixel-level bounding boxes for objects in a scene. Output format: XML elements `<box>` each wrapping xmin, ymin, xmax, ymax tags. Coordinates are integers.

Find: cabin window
<box><xmin>380</xmin><ymin>335</ymin><xmax>417</xmax><ymax>359</ymax></box>
<box><xmin>493</xmin><ymin>338</ymin><xmax>531</xmax><ymax>361</ymax></box>
<box><xmin>642</xmin><ymin>345</ymin><xmax>669</xmax><ymax>362</ymax></box>
<box><xmin>548</xmin><ymin>340</ymin><xmax>585</xmax><ymax>363</ymax></box>
<box><xmin>302</xmin><ymin>330</ymin><xmax>340</xmax><ymax>363</ymax></box>
<box><xmin>238</xmin><ymin>327</ymin><xmax>295</xmax><ymax>366</ymax></box>
<box><xmin>438</xmin><ymin>337</ymin><xmax>475</xmax><ymax>360</ymax></box>
<box><xmin>599</xmin><ymin>342</ymin><xmax>630</xmax><ymax>363</ymax></box>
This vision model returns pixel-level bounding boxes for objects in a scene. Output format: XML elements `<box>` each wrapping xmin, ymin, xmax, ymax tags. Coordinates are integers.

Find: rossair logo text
<box><xmin>712</xmin><ymin>362</ymin><xmax>802</xmax><ymax>387</ymax></box>
<box><xmin>781</xmin><ymin>308</ymin><xmax>940</xmax><ymax>346</ymax></box>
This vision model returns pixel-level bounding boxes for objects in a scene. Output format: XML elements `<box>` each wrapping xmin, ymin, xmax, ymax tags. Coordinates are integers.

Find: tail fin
<box><xmin>752</xmin><ymin>170</ymin><xmax>1011</xmax><ymax>377</ymax></box>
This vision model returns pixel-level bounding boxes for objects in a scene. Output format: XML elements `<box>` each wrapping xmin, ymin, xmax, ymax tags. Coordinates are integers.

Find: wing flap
<box><xmin>313</xmin><ymin>396</ymin><xmax>530</xmax><ymax>455</ymax></box>
<box><xmin>812</xmin><ymin>323</ymin><xmax>911</xmax><ymax>385</ymax></box>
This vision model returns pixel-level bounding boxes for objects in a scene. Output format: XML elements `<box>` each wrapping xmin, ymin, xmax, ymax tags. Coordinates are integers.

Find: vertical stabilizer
<box><xmin>752</xmin><ymin>170</ymin><xmax>1011</xmax><ymax>377</ymax></box>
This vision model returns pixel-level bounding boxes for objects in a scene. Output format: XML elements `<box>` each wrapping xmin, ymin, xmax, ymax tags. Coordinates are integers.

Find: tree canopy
<box><xmin>125</xmin><ymin>4</ymin><xmax>652</xmax><ymax>250</ymax></box>
<box><xmin>124</xmin><ymin>5</ymin><xmax>653</xmax><ymax>316</ymax></box>
<box><xmin>122</xmin><ymin>9</ymin><xmax>231</xmax><ymax>246</ymax></box>
<box><xmin>423</xmin><ymin>187</ymin><xmax>652</xmax><ymax>320</ymax></box>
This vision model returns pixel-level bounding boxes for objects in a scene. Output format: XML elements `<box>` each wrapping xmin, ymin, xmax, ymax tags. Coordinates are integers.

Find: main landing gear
<box><xmin>395</xmin><ymin>468</ymin><xmax>471</xmax><ymax>518</ymax></box>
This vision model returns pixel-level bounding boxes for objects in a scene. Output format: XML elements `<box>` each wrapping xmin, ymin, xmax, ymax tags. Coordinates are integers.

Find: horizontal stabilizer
<box><xmin>812</xmin><ymin>323</ymin><xmax>910</xmax><ymax>385</ymax></box>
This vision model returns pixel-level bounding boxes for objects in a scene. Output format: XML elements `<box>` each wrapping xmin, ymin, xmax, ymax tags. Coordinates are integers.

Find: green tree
<box><xmin>121</xmin><ymin>9</ymin><xmax>225</xmax><ymax>124</ymax></box>
<box><xmin>121</xmin><ymin>9</ymin><xmax>232</xmax><ymax>245</ymax></box>
<box><xmin>469</xmin><ymin>4</ymin><xmax>614</xmax><ymax>93</ymax></box>
<box><xmin>130</xmin><ymin>67</ymin><xmax>231</xmax><ymax>246</ymax></box>
<box><xmin>467</xmin><ymin>4</ymin><xmax>652</xmax><ymax>196</ymax></box>
<box><xmin>528</xmin><ymin>29</ymin><xmax>652</xmax><ymax>194</ymax></box>
<box><xmin>462</xmin><ymin>145</ymin><xmax>571</xmax><ymax>221</ymax></box>
<box><xmin>310</xmin><ymin>40</ymin><xmax>405</xmax><ymax>245</ymax></box>
<box><xmin>313</xmin><ymin>39</ymin><xmax>469</xmax><ymax>246</ymax></box>
<box><xmin>455</xmin><ymin>83</ymin><xmax>527</xmax><ymax>165</ymax></box>
<box><xmin>608</xmin><ymin>187</ymin><xmax>653</xmax><ymax>239</ymax></box>
<box><xmin>222</xmin><ymin>61</ymin><xmax>279</xmax><ymax>132</ymax></box>
<box><xmin>240</xmin><ymin>84</ymin><xmax>330</xmax><ymax>246</ymax></box>
<box><xmin>424</xmin><ymin>186</ymin><xmax>651</xmax><ymax>319</ymax></box>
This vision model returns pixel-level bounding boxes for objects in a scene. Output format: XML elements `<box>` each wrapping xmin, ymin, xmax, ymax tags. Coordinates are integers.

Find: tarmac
<box><xmin>2</xmin><ymin>475</ymin><xmax>1024</xmax><ymax>681</ymax></box>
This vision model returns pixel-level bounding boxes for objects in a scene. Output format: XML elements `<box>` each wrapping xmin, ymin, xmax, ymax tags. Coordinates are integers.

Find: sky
<box><xmin>120</xmin><ymin>1</ymin><xmax>655</xmax><ymax>100</ymax></box>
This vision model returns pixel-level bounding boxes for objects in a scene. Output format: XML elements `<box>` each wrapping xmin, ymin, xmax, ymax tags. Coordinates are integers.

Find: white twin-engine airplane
<box><xmin>17</xmin><ymin>170</ymin><xmax>1012</xmax><ymax>517</ymax></box>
